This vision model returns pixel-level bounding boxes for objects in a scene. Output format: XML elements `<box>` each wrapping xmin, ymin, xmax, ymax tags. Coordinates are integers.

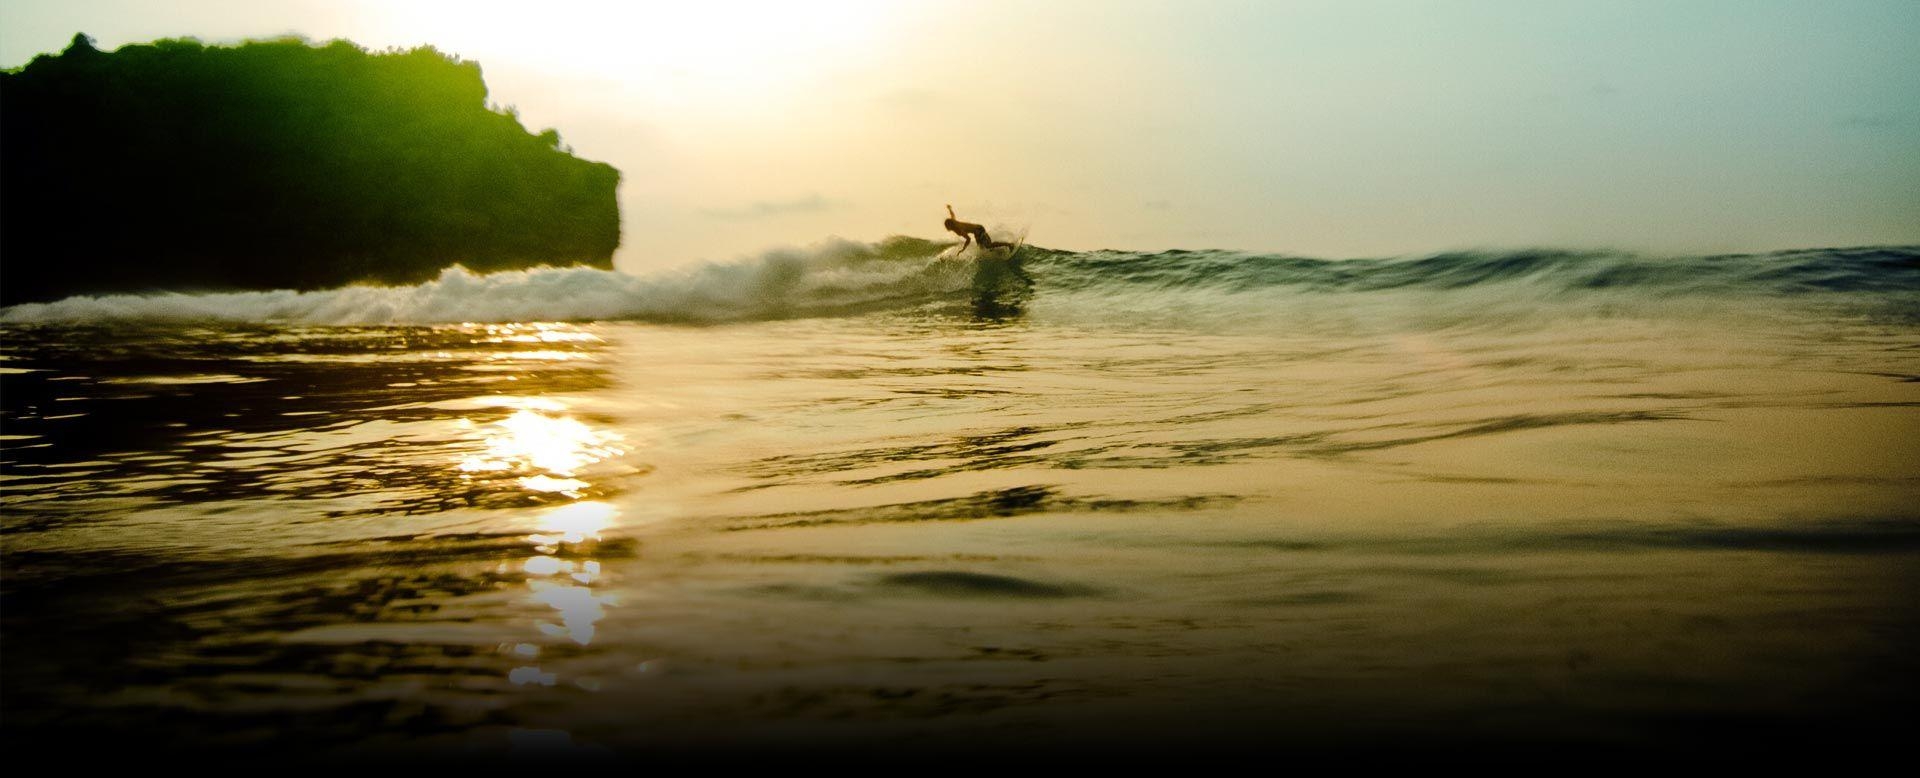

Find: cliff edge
<box><xmin>1</xmin><ymin>34</ymin><xmax>621</xmax><ymax>305</ymax></box>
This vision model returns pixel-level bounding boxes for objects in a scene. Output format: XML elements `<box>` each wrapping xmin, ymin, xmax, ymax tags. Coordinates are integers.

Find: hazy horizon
<box><xmin>4</xmin><ymin>0</ymin><xmax>1916</xmax><ymax>275</ymax></box>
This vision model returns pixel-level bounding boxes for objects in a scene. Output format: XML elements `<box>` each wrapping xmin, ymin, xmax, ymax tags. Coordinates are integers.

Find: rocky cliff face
<box><xmin>2</xmin><ymin>34</ymin><xmax>621</xmax><ymax>305</ymax></box>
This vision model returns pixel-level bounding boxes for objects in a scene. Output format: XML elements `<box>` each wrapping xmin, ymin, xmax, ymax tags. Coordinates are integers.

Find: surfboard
<box><xmin>948</xmin><ymin>237</ymin><xmax>1022</xmax><ymax>261</ymax></box>
<box><xmin>969</xmin><ymin>234</ymin><xmax>1031</xmax><ymax>318</ymax></box>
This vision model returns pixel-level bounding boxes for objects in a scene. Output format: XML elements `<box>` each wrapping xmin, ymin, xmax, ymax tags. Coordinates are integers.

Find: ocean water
<box><xmin>2</xmin><ymin>240</ymin><xmax>1917</xmax><ymax>758</ymax></box>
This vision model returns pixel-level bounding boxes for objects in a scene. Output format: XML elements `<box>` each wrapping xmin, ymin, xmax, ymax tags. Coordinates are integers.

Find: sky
<box><xmin>4</xmin><ymin>0</ymin><xmax>1917</xmax><ymax>273</ymax></box>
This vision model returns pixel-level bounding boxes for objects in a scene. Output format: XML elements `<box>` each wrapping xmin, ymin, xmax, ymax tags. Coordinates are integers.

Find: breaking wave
<box><xmin>2</xmin><ymin>239</ymin><xmax>1913</xmax><ymax>326</ymax></box>
<box><xmin>0</xmin><ymin>236</ymin><xmax>970</xmax><ymax>326</ymax></box>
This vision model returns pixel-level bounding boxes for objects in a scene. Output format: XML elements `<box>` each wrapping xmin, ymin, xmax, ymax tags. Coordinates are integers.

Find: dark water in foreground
<box><xmin>2</xmin><ymin>243</ymin><xmax>1918</xmax><ymax>759</ymax></box>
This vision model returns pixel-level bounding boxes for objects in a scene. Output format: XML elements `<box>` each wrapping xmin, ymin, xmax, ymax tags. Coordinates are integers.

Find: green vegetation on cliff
<box><xmin>1</xmin><ymin>34</ymin><xmax>620</xmax><ymax>305</ymax></box>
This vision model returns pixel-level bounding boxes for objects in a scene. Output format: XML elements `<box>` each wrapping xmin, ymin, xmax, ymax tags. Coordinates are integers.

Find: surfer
<box><xmin>943</xmin><ymin>205</ymin><xmax>1009</xmax><ymax>251</ymax></box>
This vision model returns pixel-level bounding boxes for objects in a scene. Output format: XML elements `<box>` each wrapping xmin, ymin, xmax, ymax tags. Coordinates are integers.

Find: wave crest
<box><xmin>3</xmin><ymin>240</ymin><xmax>1912</xmax><ymax>327</ymax></box>
<box><xmin>0</xmin><ymin>236</ymin><xmax>969</xmax><ymax>325</ymax></box>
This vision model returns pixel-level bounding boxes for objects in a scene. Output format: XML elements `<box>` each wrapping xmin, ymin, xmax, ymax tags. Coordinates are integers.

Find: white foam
<box><xmin>0</xmin><ymin>237</ymin><xmax>971</xmax><ymax>325</ymax></box>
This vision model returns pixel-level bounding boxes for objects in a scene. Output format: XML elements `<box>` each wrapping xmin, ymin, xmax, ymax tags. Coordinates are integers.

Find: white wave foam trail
<box><xmin>0</xmin><ymin>237</ymin><xmax>970</xmax><ymax>326</ymax></box>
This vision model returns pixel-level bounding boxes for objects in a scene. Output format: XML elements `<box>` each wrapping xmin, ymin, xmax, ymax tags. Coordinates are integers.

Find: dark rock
<box><xmin>1</xmin><ymin>34</ymin><xmax>621</xmax><ymax>304</ymax></box>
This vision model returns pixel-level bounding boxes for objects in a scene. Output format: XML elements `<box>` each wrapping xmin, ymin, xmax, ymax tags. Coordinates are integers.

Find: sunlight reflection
<box><xmin>516</xmin><ymin>500</ymin><xmax>621</xmax><ymax>667</ymax></box>
<box><xmin>520</xmin><ymin>474</ymin><xmax>592</xmax><ymax>494</ymax></box>
<box><xmin>489</xmin><ymin>350</ymin><xmax>592</xmax><ymax>362</ymax></box>
<box><xmin>523</xmin><ymin>555</ymin><xmax>567</xmax><ymax>576</ymax></box>
<box><xmin>476</xmin><ymin>395</ymin><xmax>569</xmax><ymax>412</ymax></box>
<box><xmin>509</xmin><ymin>666</ymin><xmax>558</xmax><ymax>686</ymax></box>
<box><xmin>478</xmin><ymin>324</ymin><xmax>603</xmax><ymax>345</ymax></box>
<box><xmin>530</xmin><ymin>581</ymin><xmax>611</xmax><ymax>646</ymax></box>
<box><xmin>530</xmin><ymin>500</ymin><xmax>617</xmax><ymax>546</ymax></box>
<box><xmin>466</xmin><ymin>409</ymin><xmax>620</xmax><ymax>476</ymax></box>
<box><xmin>457</xmin><ymin>400</ymin><xmax>624</xmax><ymax>498</ymax></box>
<box><xmin>452</xmin><ymin>383</ymin><xmax>629</xmax><ymax>689</ymax></box>
<box><xmin>521</xmin><ymin>555</ymin><xmax>601</xmax><ymax>584</ymax></box>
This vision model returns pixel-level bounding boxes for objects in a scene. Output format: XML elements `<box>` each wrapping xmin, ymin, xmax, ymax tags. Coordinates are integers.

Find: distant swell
<box><xmin>2</xmin><ymin>241</ymin><xmax>1914</xmax><ymax>326</ymax></box>
<box><xmin>1025</xmin><ymin>245</ymin><xmax>1920</xmax><ymax>296</ymax></box>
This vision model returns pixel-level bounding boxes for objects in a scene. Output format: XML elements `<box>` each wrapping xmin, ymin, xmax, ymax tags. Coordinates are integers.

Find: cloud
<box><xmin>699</xmin><ymin>193</ymin><xmax>846</xmax><ymax>220</ymax></box>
